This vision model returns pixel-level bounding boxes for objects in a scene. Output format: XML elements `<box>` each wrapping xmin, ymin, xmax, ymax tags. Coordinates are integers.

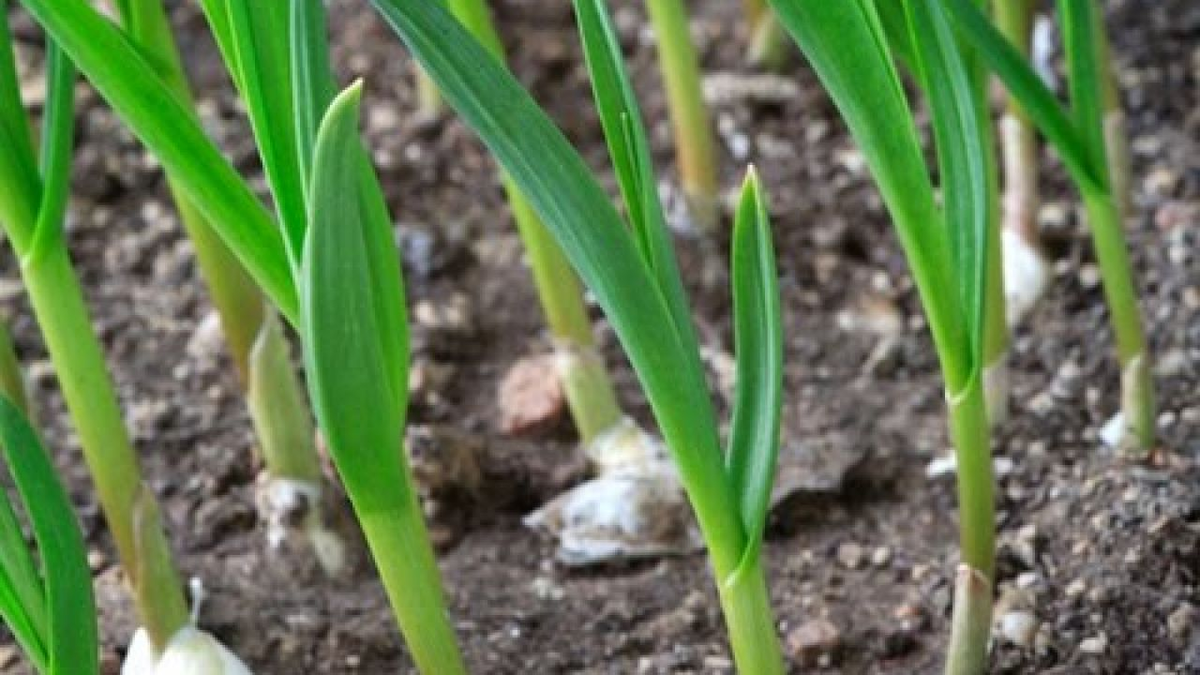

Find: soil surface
<box><xmin>1</xmin><ymin>0</ymin><xmax>1198</xmax><ymax>673</ymax></box>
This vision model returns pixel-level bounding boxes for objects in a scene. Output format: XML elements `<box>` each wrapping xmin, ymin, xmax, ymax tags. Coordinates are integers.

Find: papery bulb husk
<box><xmin>1001</xmin><ymin>228</ymin><xmax>1049</xmax><ymax>328</ymax></box>
<box><xmin>122</xmin><ymin>627</ymin><xmax>254</xmax><ymax>675</ymax></box>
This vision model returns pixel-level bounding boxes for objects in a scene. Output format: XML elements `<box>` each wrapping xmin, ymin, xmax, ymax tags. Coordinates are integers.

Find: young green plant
<box><xmin>107</xmin><ymin>0</ymin><xmax>339</xmax><ymax>576</ymax></box>
<box><xmin>0</xmin><ymin>396</ymin><xmax>98</xmax><ymax>675</ymax></box>
<box><xmin>0</xmin><ymin>17</ymin><xmax>194</xmax><ymax>657</ymax></box>
<box><xmin>946</xmin><ymin>0</ymin><xmax>1155</xmax><ymax>455</ymax></box>
<box><xmin>769</xmin><ymin>1</ymin><xmax>998</xmax><ymax>670</ymax></box>
<box><xmin>372</xmin><ymin>0</ymin><xmax>786</xmax><ymax>670</ymax></box>
<box><xmin>17</xmin><ymin>0</ymin><xmax>467</xmax><ymax>669</ymax></box>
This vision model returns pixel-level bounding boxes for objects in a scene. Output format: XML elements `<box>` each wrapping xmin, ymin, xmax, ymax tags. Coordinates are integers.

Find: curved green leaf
<box><xmin>0</xmin><ymin>397</ymin><xmax>97</xmax><ymax>675</ymax></box>
<box><xmin>726</xmin><ymin>169</ymin><xmax>782</xmax><ymax>564</ymax></box>
<box><xmin>221</xmin><ymin>0</ymin><xmax>307</xmax><ymax>263</ymax></box>
<box><xmin>769</xmin><ymin>0</ymin><xmax>970</xmax><ymax>387</ymax></box>
<box><xmin>18</xmin><ymin>0</ymin><xmax>297</xmax><ymax>322</ymax></box>
<box><xmin>905</xmin><ymin>0</ymin><xmax>990</xmax><ymax>371</ymax></box>
<box><xmin>573</xmin><ymin>0</ymin><xmax>702</xmax><ymax>384</ymax></box>
<box><xmin>944</xmin><ymin>0</ymin><xmax>1103</xmax><ymax>193</ymax></box>
<box><xmin>300</xmin><ymin>83</ymin><xmax>410</xmax><ymax>508</ymax></box>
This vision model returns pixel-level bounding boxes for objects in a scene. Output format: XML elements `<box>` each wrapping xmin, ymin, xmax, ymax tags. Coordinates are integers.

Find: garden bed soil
<box><xmin>1</xmin><ymin>0</ymin><xmax>1198</xmax><ymax>672</ymax></box>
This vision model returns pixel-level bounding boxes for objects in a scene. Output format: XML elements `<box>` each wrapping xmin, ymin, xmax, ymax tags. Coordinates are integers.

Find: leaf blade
<box><xmin>944</xmin><ymin>0</ymin><xmax>1103</xmax><ymax>192</ymax></box>
<box><xmin>221</xmin><ymin>0</ymin><xmax>307</xmax><ymax>264</ymax></box>
<box><xmin>19</xmin><ymin>0</ymin><xmax>298</xmax><ymax>321</ymax></box>
<box><xmin>905</xmin><ymin>0</ymin><xmax>990</xmax><ymax>372</ymax></box>
<box><xmin>300</xmin><ymin>83</ymin><xmax>410</xmax><ymax>505</ymax></box>
<box><xmin>573</xmin><ymin>0</ymin><xmax>703</xmax><ymax>383</ymax></box>
<box><xmin>725</xmin><ymin>169</ymin><xmax>782</xmax><ymax>563</ymax></box>
<box><xmin>0</xmin><ymin>397</ymin><xmax>98</xmax><ymax>675</ymax></box>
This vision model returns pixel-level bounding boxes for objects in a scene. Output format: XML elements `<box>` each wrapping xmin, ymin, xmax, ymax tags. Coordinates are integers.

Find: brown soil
<box><xmin>2</xmin><ymin>0</ymin><xmax>1198</xmax><ymax>673</ymax></box>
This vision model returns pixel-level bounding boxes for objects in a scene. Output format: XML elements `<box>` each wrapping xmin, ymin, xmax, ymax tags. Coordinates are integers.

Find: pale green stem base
<box><xmin>1118</xmin><ymin>354</ymin><xmax>1155</xmax><ymax>458</ymax></box>
<box><xmin>719</xmin><ymin>556</ymin><xmax>785</xmax><ymax>675</ymax></box>
<box><xmin>554</xmin><ymin>343</ymin><xmax>623</xmax><ymax>445</ymax></box>
<box><xmin>357</xmin><ymin>490</ymin><xmax>465</xmax><ymax>674</ymax></box>
<box><xmin>1082</xmin><ymin>191</ymin><xmax>1154</xmax><ymax>455</ymax></box>
<box><xmin>133</xmin><ymin>488</ymin><xmax>190</xmax><ymax>652</ymax></box>
<box><xmin>944</xmin><ymin>564</ymin><xmax>992</xmax><ymax>675</ymax></box>
<box><xmin>21</xmin><ymin>245</ymin><xmax>188</xmax><ymax>648</ymax></box>
<box><xmin>944</xmin><ymin>378</ymin><xmax>994</xmax><ymax>673</ymax></box>
<box><xmin>248</xmin><ymin>310</ymin><xmax>321</xmax><ymax>483</ymax></box>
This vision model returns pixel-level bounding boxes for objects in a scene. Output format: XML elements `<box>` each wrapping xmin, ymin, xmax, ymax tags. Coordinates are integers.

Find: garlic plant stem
<box><xmin>22</xmin><ymin>245</ymin><xmax>188</xmax><ymax>650</ymax></box>
<box><xmin>644</xmin><ymin>0</ymin><xmax>720</xmax><ymax>232</ymax></box>
<box><xmin>358</xmin><ymin>492</ymin><xmax>466</xmax><ymax>674</ymax></box>
<box><xmin>942</xmin><ymin>377</ymin><xmax>994</xmax><ymax>674</ymax></box>
<box><xmin>944</xmin><ymin>564</ymin><xmax>992</xmax><ymax>675</ymax></box>
<box><xmin>719</xmin><ymin>556</ymin><xmax>785</xmax><ymax>675</ymax></box>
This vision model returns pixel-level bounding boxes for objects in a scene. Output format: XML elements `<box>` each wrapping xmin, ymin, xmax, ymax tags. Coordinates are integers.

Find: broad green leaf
<box><xmin>725</xmin><ymin>169</ymin><xmax>782</xmax><ymax>566</ymax></box>
<box><xmin>371</xmin><ymin>0</ymin><xmax>744</xmax><ymax>569</ymax></box>
<box><xmin>769</xmin><ymin>0</ymin><xmax>970</xmax><ymax>386</ymax></box>
<box><xmin>1056</xmin><ymin>0</ymin><xmax>1108</xmax><ymax>188</ymax></box>
<box><xmin>19</xmin><ymin>0</ymin><xmax>297</xmax><ymax>322</ymax></box>
<box><xmin>573</xmin><ymin>0</ymin><xmax>702</xmax><ymax>382</ymax></box>
<box><xmin>300</xmin><ymin>83</ymin><xmax>410</xmax><ymax>507</ymax></box>
<box><xmin>0</xmin><ymin>397</ymin><xmax>98</xmax><ymax>675</ymax></box>
<box><xmin>905</xmin><ymin>0</ymin><xmax>989</xmax><ymax>369</ymax></box>
<box><xmin>289</xmin><ymin>0</ymin><xmax>336</xmax><ymax>189</ymax></box>
<box><xmin>944</xmin><ymin>0</ymin><xmax>1103</xmax><ymax>193</ymax></box>
<box><xmin>27</xmin><ymin>44</ymin><xmax>75</xmax><ymax>265</ymax></box>
<box><xmin>221</xmin><ymin>0</ymin><xmax>307</xmax><ymax>264</ymax></box>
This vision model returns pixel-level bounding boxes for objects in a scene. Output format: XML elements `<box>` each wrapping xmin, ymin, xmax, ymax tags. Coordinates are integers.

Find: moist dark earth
<box><xmin>2</xmin><ymin>0</ymin><xmax>1198</xmax><ymax>673</ymax></box>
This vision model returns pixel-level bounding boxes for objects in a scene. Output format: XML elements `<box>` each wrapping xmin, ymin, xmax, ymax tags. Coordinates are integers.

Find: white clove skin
<box><xmin>123</xmin><ymin>579</ymin><xmax>254</xmax><ymax>675</ymax></box>
<box><xmin>1002</xmin><ymin>228</ymin><xmax>1050</xmax><ymax>327</ymax></box>
<box><xmin>256</xmin><ymin>476</ymin><xmax>349</xmax><ymax>578</ymax></box>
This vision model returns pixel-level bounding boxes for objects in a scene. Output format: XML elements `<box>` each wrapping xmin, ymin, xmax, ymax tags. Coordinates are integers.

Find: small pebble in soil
<box><xmin>1167</xmin><ymin>603</ymin><xmax>1197</xmax><ymax>643</ymax></box>
<box><xmin>786</xmin><ymin>618</ymin><xmax>841</xmax><ymax>667</ymax></box>
<box><xmin>998</xmin><ymin>611</ymin><xmax>1038</xmax><ymax>648</ymax></box>
<box><xmin>497</xmin><ymin>354</ymin><xmax>566</xmax><ymax>437</ymax></box>
<box><xmin>871</xmin><ymin>546</ymin><xmax>892</xmax><ymax>567</ymax></box>
<box><xmin>836</xmin><ymin>542</ymin><xmax>866</xmax><ymax>569</ymax></box>
<box><xmin>1078</xmin><ymin>633</ymin><xmax>1107</xmax><ymax>655</ymax></box>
